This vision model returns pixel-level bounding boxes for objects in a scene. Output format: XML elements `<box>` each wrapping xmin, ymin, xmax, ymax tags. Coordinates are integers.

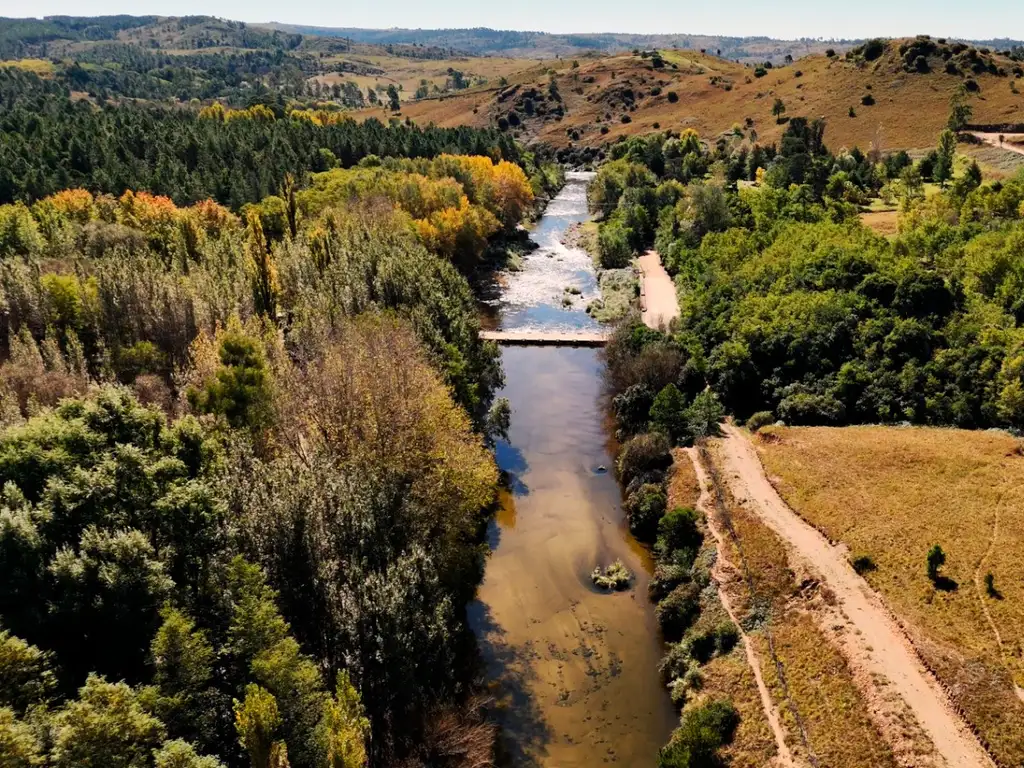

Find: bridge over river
<box><xmin>480</xmin><ymin>329</ymin><xmax>609</xmax><ymax>346</ymax></box>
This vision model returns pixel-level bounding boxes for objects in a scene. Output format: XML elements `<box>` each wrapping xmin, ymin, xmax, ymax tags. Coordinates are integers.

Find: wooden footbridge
<box><xmin>480</xmin><ymin>330</ymin><xmax>609</xmax><ymax>347</ymax></box>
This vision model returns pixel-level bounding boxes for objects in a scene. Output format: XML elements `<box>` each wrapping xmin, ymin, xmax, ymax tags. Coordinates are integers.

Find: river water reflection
<box><xmin>469</xmin><ymin>173</ymin><xmax>676</xmax><ymax>766</ymax></box>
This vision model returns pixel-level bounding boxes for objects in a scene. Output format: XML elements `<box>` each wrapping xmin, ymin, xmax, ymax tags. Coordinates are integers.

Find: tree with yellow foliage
<box><xmin>245</xmin><ymin>212</ymin><xmax>279</xmax><ymax>320</ymax></box>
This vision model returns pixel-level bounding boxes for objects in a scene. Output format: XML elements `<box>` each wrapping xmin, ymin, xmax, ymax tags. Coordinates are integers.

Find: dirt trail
<box><xmin>684</xmin><ymin>447</ymin><xmax>797</xmax><ymax>768</ymax></box>
<box><xmin>637</xmin><ymin>251</ymin><xmax>679</xmax><ymax>330</ymax></box>
<box><xmin>970</xmin><ymin>132</ymin><xmax>1024</xmax><ymax>156</ymax></box>
<box><xmin>970</xmin><ymin>498</ymin><xmax>1024</xmax><ymax>704</ymax></box>
<box><xmin>717</xmin><ymin>425</ymin><xmax>994</xmax><ymax>768</ymax></box>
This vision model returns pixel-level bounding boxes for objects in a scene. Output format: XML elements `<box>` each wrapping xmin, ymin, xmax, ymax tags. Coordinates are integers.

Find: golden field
<box><xmin>756</xmin><ymin>425</ymin><xmax>1024</xmax><ymax>765</ymax></box>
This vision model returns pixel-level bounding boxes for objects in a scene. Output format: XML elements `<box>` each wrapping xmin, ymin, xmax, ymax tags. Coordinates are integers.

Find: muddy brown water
<box><xmin>469</xmin><ymin>173</ymin><xmax>676</xmax><ymax>766</ymax></box>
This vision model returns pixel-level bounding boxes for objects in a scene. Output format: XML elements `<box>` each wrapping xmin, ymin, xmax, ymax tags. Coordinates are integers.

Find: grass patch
<box><xmin>757</xmin><ymin>425</ymin><xmax>1024</xmax><ymax>765</ymax></box>
<box><xmin>755</xmin><ymin>612</ymin><xmax>899</xmax><ymax>768</ymax></box>
<box><xmin>587</xmin><ymin>267</ymin><xmax>637</xmax><ymax>323</ymax></box>
<box><xmin>695</xmin><ymin>650</ymin><xmax>778</xmax><ymax>767</ymax></box>
<box><xmin>1</xmin><ymin>58</ymin><xmax>55</xmax><ymax>76</ymax></box>
<box><xmin>963</xmin><ymin>144</ymin><xmax>1024</xmax><ymax>179</ymax></box>
<box><xmin>859</xmin><ymin>210</ymin><xmax>900</xmax><ymax>237</ymax></box>
<box><xmin>667</xmin><ymin>448</ymin><xmax>701</xmax><ymax>510</ymax></box>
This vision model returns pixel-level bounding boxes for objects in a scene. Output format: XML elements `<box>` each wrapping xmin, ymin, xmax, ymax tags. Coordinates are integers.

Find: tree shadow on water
<box><xmin>495</xmin><ymin>440</ymin><xmax>530</xmax><ymax>497</ymax></box>
<box><xmin>466</xmin><ymin>601</ymin><xmax>552</xmax><ymax>768</ymax></box>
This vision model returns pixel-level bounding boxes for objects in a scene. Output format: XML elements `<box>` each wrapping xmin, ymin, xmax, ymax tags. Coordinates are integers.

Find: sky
<box><xmin>9</xmin><ymin>0</ymin><xmax>1024</xmax><ymax>41</ymax></box>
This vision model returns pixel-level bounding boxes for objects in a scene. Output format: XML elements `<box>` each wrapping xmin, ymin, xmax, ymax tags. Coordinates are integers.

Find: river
<box><xmin>469</xmin><ymin>172</ymin><xmax>676</xmax><ymax>766</ymax></box>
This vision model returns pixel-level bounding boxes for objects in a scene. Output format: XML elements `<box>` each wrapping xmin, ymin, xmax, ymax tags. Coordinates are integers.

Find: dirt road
<box><xmin>685</xmin><ymin>447</ymin><xmax>795</xmax><ymax>767</ymax></box>
<box><xmin>716</xmin><ymin>425</ymin><xmax>994</xmax><ymax>768</ymax></box>
<box><xmin>637</xmin><ymin>251</ymin><xmax>679</xmax><ymax>330</ymax></box>
<box><xmin>970</xmin><ymin>131</ymin><xmax>1024</xmax><ymax>156</ymax></box>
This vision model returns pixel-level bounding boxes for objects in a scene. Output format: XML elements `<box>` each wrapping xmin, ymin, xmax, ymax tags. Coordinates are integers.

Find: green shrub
<box><xmin>656</xmin><ymin>582</ymin><xmax>701</xmax><ymax>641</ymax></box>
<box><xmin>613</xmin><ymin>383</ymin><xmax>656</xmax><ymax>435</ymax></box>
<box><xmin>625</xmin><ymin>483</ymin><xmax>668</xmax><ymax>541</ymax></box>
<box><xmin>649</xmin><ymin>383</ymin><xmax>691</xmax><ymax>444</ymax></box>
<box><xmin>985</xmin><ymin>572</ymin><xmax>999</xmax><ymax>598</ymax></box>
<box><xmin>686</xmin><ymin>621</ymin><xmax>738</xmax><ymax>664</ymax></box>
<box><xmin>657</xmin><ymin>507</ymin><xmax>703</xmax><ymax>560</ymax></box>
<box><xmin>715</xmin><ymin>622</ymin><xmax>739</xmax><ymax>654</ymax></box>
<box><xmin>658</xmin><ymin>699</ymin><xmax>739</xmax><ymax>768</ymax></box>
<box><xmin>659</xmin><ymin>641</ymin><xmax>695</xmax><ymax>683</ymax></box>
<box><xmin>686</xmin><ymin>389</ymin><xmax>725</xmax><ymax>439</ymax></box>
<box><xmin>851</xmin><ymin>554</ymin><xmax>877</xmax><ymax>574</ymax></box>
<box><xmin>927</xmin><ymin>544</ymin><xmax>946</xmax><ymax>583</ymax></box>
<box><xmin>862</xmin><ymin>39</ymin><xmax>887</xmax><ymax>61</ymax></box>
<box><xmin>744</xmin><ymin>410</ymin><xmax>775</xmax><ymax>432</ymax></box>
<box><xmin>617</xmin><ymin>432</ymin><xmax>672</xmax><ymax>486</ymax></box>
<box><xmin>598</xmin><ymin>218</ymin><xmax>634</xmax><ymax>269</ymax></box>
<box><xmin>669</xmin><ymin>678</ymin><xmax>689</xmax><ymax>708</ymax></box>
<box><xmin>0</xmin><ymin>204</ymin><xmax>44</xmax><ymax>258</ymax></box>
<box><xmin>649</xmin><ymin>562</ymin><xmax>691</xmax><ymax>602</ymax></box>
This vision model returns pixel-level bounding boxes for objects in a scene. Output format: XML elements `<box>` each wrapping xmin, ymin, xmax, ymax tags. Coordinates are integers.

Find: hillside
<box><xmin>377</xmin><ymin>38</ymin><xmax>1024</xmax><ymax>152</ymax></box>
<box><xmin>756</xmin><ymin>425</ymin><xmax>1024</xmax><ymax>766</ymax></box>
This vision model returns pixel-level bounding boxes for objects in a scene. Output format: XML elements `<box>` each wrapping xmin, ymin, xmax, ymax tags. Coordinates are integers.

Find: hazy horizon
<box><xmin>7</xmin><ymin>0</ymin><xmax>1024</xmax><ymax>42</ymax></box>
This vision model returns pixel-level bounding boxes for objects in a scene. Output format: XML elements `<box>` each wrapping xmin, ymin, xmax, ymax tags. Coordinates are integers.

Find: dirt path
<box><xmin>716</xmin><ymin>425</ymin><xmax>994</xmax><ymax>768</ymax></box>
<box><xmin>970</xmin><ymin>497</ymin><xmax>1024</xmax><ymax>704</ymax></box>
<box><xmin>637</xmin><ymin>251</ymin><xmax>679</xmax><ymax>330</ymax></box>
<box><xmin>684</xmin><ymin>447</ymin><xmax>797</xmax><ymax>768</ymax></box>
<box><xmin>970</xmin><ymin>132</ymin><xmax>1024</xmax><ymax>156</ymax></box>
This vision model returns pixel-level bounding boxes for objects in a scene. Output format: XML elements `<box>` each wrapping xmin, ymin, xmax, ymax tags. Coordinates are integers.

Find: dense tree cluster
<box><xmin>595</xmin><ymin>123</ymin><xmax>1024</xmax><ymax>429</ymax></box>
<box><xmin>0</xmin><ymin>133</ymin><xmax>546</xmax><ymax>764</ymax></box>
<box><xmin>0</xmin><ymin>68</ymin><xmax>521</xmax><ymax>208</ymax></box>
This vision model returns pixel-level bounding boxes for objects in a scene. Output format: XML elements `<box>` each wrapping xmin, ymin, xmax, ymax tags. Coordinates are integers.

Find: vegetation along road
<box><xmin>715</xmin><ymin>425</ymin><xmax>994</xmax><ymax>768</ymax></box>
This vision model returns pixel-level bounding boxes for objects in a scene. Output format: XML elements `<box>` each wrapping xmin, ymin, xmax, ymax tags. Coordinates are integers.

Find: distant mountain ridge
<box><xmin>265</xmin><ymin>24</ymin><xmax>860</xmax><ymax>62</ymax></box>
<box><xmin>265</xmin><ymin>24</ymin><xmax>1024</xmax><ymax>64</ymax></box>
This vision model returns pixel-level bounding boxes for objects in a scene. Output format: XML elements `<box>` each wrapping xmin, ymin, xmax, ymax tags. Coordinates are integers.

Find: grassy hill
<box><xmin>756</xmin><ymin>424</ymin><xmax>1024</xmax><ymax>766</ymax></box>
<box><xmin>4</xmin><ymin>18</ymin><xmax>1023</xmax><ymax>155</ymax></box>
<box><xmin>375</xmin><ymin>38</ymin><xmax>1024</xmax><ymax>152</ymax></box>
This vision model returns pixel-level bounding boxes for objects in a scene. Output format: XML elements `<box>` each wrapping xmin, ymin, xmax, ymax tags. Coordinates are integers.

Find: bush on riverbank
<box><xmin>625</xmin><ymin>483</ymin><xmax>669</xmax><ymax>541</ymax></box>
<box><xmin>658</xmin><ymin>699</ymin><xmax>740</xmax><ymax>768</ymax></box>
<box><xmin>617</xmin><ymin>432</ymin><xmax>673</xmax><ymax>486</ymax></box>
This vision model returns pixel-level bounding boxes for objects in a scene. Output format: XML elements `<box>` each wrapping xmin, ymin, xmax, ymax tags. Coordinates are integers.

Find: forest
<box><xmin>0</xmin><ymin>57</ymin><xmax>564</xmax><ymax>763</ymax></box>
<box><xmin>592</xmin><ymin>121</ymin><xmax>1024</xmax><ymax>432</ymax></box>
<box><xmin>0</xmin><ymin>68</ymin><xmax>532</xmax><ymax>209</ymax></box>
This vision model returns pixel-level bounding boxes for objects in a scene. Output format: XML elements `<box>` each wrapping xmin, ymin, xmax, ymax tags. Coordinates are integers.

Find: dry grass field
<box><xmin>667</xmin><ymin>447</ymin><xmax>701</xmax><ymax>509</ymax></box>
<box><xmin>859</xmin><ymin>209</ymin><xmax>900</xmax><ymax>236</ymax></box>
<box><xmin>754</xmin><ymin>613</ymin><xmax>901</xmax><ymax>768</ymax></box>
<box><xmin>313</xmin><ymin>53</ymin><xmax>542</xmax><ymax>103</ymax></box>
<box><xmin>756</xmin><ymin>425</ymin><xmax>1024</xmax><ymax>765</ymax></box>
<box><xmin>377</xmin><ymin>40</ymin><xmax>1024</xmax><ymax>152</ymax></box>
<box><xmin>696</xmin><ymin>649</ymin><xmax>779</xmax><ymax>767</ymax></box>
<box><xmin>698</xmin><ymin>443</ymin><xmax>902</xmax><ymax>766</ymax></box>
